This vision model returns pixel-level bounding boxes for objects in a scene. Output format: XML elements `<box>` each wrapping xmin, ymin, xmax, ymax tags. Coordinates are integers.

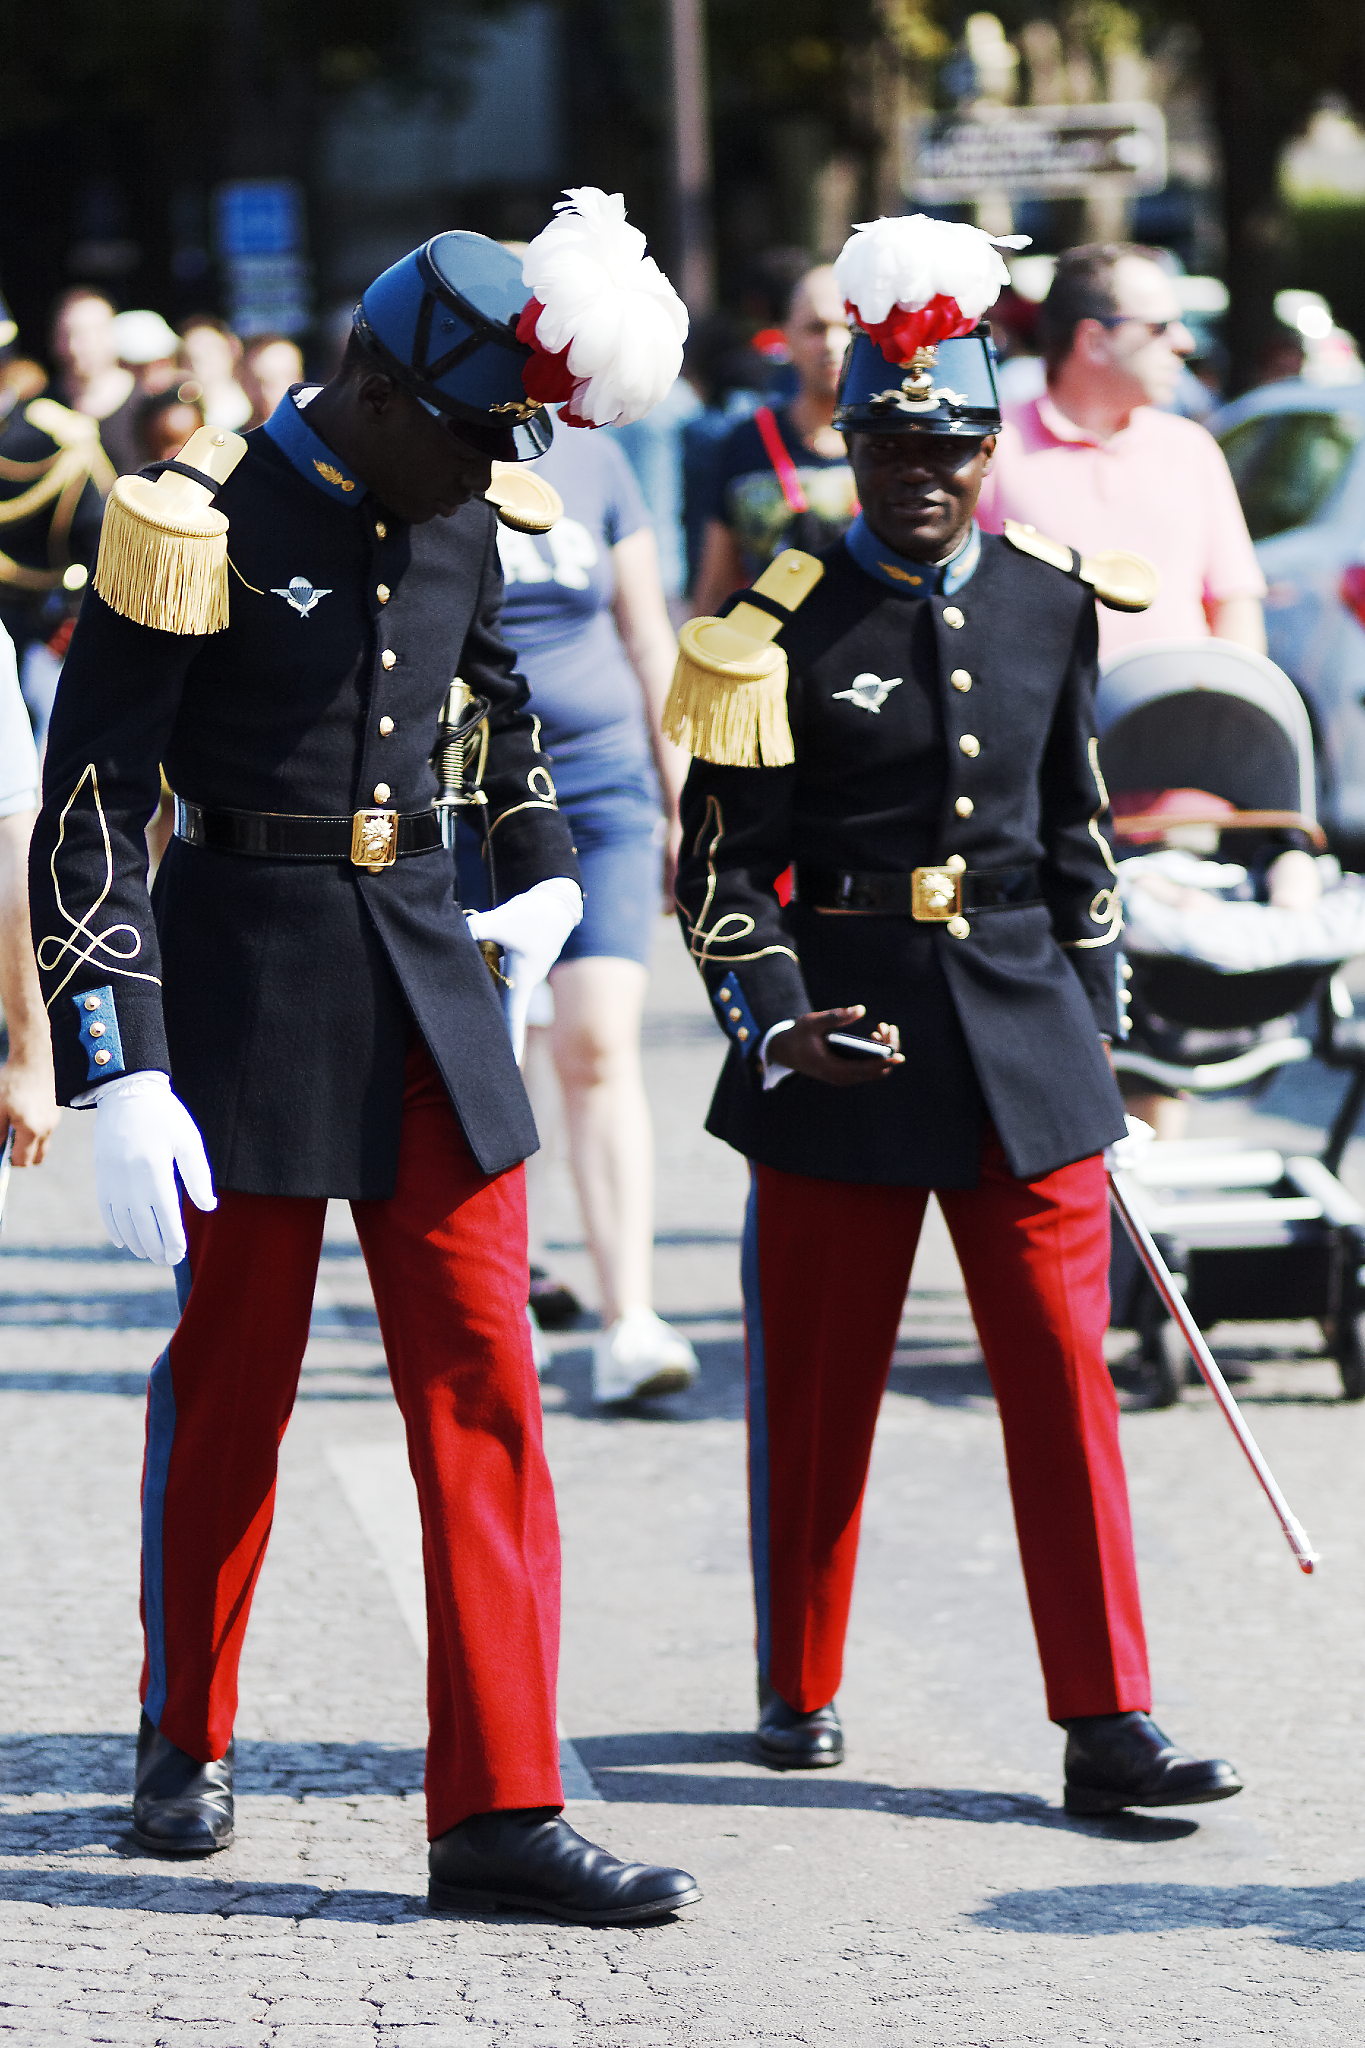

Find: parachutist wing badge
<box><xmin>832</xmin><ymin>672</ymin><xmax>902</xmax><ymax>714</ymax></box>
<box><xmin>272</xmin><ymin>576</ymin><xmax>332</xmax><ymax>619</ymax></box>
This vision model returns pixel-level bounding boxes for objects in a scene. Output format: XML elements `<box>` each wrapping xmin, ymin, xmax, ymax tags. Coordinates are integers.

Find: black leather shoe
<box><xmin>529</xmin><ymin>1267</ymin><xmax>582</xmax><ymax>1330</ymax></box>
<box><xmin>428</xmin><ymin>1808</ymin><xmax>701</xmax><ymax>1926</ymax></box>
<box><xmin>1063</xmin><ymin>1710</ymin><xmax>1243</xmax><ymax>1815</ymax></box>
<box><xmin>132</xmin><ymin>1712</ymin><xmax>235</xmax><ymax>1856</ymax></box>
<box><xmin>756</xmin><ymin>1675</ymin><xmax>844</xmax><ymax>1770</ymax></box>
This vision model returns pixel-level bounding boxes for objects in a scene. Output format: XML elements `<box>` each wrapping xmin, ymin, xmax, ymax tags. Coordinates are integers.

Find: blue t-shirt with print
<box><xmin>495</xmin><ymin>429</ymin><xmax>656</xmax><ymax>801</ymax></box>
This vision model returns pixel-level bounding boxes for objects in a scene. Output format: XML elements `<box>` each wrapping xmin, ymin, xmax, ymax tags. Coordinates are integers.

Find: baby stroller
<box><xmin>1098</xmin><ymin>639</ymin><xmax>1365</xmax><ymax>1406</ymax></box>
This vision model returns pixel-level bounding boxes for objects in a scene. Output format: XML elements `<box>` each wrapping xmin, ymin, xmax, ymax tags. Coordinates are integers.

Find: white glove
<box><xmin>93</xmin><ymin>1072</ymin><xmax>216</xmax><ymax>1266</ymax></box>
<box><xmin>465</xmin><ymin>877</ymin><xmax>583</xmax><ymax>1060</ymax></box>
<box><xmin>1104</xmin><ymin>1113</ymin><xmax>1155</xmax><ymax>1172</ymax></box>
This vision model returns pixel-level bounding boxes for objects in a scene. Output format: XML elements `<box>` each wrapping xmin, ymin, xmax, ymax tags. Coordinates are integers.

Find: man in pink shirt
<box><xmin>977</xmin><ymin>244</ymin><xmax>1266</xmax><ymax>662</ymax></box>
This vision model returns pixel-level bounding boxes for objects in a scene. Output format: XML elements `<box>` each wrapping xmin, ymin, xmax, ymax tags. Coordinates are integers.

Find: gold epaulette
<box><xmin>24</xmin><ymin>397</ymin><xmax>102</xmax><ymax>452</ymax></box>
<box><xmin>93</xmin><ymin>426</ymin><xmax>248</xmax><ymax>635</ymax></box>
<box><xmin>0</xmin><ymin>396</ymin><xmax>117</xmax><ymax>582</ymax></box>
<box><xmin>1003</xmin><ymin>518</ymin><xmax>1160</xmax><ymax>614</ymax></box>
<box><xmin>485</xmin><ymin>461</ymin><xmax>562</xmax><ymax>535</ymax></box>
<box><xmin>663</xmin><ymin>549</ymin><xmax>824</xmax><ymax>767</ymax></box>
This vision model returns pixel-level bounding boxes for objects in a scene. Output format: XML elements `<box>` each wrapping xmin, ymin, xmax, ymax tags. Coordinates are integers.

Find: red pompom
<box><xmin>517</xmin><ymin>297</ymin><xmax>577</xmax><ymax>403</ymax></box>
<box><xmin>517</xmin><ymin>295</ymin><xmax>601</xmax><ymax>423</ymax></box>
<box><xmin>853</xmin><ymin>293</ymin><xmax>978</xmax><ymax>364</ymax></box>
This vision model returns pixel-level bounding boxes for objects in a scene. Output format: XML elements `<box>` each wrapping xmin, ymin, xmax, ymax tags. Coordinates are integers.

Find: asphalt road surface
<box><xmin>4</xmin><ymin>925</ymin><xmax>1365</xmax><ymax>2045</ymax></box>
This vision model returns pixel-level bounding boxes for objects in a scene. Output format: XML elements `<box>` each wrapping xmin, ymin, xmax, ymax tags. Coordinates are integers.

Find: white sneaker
<box><xmin>592</xmin><ymin>1307</ymin><xmax>698</xmax><ymax>1404</ymax></box>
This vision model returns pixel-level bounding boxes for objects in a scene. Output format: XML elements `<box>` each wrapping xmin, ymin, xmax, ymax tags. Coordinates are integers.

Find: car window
<box><xmin>1217</xmin><ymin>409</ymin><xmax>1363</xmax><ymax>541</ymax></box>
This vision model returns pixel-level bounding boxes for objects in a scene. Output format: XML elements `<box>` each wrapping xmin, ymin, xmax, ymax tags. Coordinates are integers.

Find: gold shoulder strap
<box><xmin>1002</xmin><ymin>519</ymin><xmax>1072</xmax><ymax>574</ymax></box>
<box><xmin>1003</xmin><ymin>517</ymin><xmax>1159</xmax><ymax>614</ymax></box>
<box><xmin>664</xmin><ymin>549</ymin><xmax>825</xmax><ymax>767</ymax></box>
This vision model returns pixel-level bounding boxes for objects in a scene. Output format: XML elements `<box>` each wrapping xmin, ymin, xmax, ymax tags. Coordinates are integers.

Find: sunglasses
<box><xmin>1096</xmin><ymin>315</ymin><xmax>1182</xmax><ymax>339</ymax></box>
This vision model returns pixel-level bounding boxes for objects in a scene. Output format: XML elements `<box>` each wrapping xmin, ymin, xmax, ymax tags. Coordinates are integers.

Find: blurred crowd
<box><xmin>3</xmin><ymin>243</ymin><xmax>1359</xmax><ymax>679</ymax></box>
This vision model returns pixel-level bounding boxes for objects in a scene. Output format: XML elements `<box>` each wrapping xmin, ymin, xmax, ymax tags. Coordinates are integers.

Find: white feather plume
<box><xmin>522</xmin><ymin>188</ymin><xmax>688</xmax><ymax>427</ymax></box>
<box><xmin>834</xmin><ymin>214</ymin><xmax>1019</xmax><ymax>327</ymax></box>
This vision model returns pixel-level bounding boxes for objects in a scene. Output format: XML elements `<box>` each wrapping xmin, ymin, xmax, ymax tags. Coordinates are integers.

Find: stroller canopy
<box><xmin>1096</xmin><ymin>640</ymin><xmax>1315</xmax><ymax>822</ymax></box>
<box><xmin>1098</xmin><ymin>639</ymin><xmax>1352</xmax><ymax>994</ymax></box>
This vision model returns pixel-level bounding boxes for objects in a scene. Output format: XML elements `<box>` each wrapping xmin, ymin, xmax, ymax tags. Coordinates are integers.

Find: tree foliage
<box><xmin>4</xmin><ymin>0</ymin><xmax>1364</xmax><ymax>374</ymax></box>
<box><xmin>0</xmin><ymin>0</ymin><xmax>505</xmax><ymax>143</ymax></box>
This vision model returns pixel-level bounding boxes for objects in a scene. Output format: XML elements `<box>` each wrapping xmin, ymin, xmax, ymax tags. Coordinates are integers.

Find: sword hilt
<box><xmin>436</xmin><ymin>678</ymin><xmax>475</xmax><ymax>804</ymax></box>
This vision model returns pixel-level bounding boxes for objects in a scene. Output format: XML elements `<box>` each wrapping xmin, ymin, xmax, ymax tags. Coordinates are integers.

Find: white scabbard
<box><xmin>1109</xmin><ymin>1167</ymin><xmax>1319</xmax><ymax>1574</ymax></box>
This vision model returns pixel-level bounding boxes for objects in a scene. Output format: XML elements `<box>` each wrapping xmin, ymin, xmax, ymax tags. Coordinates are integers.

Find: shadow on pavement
<box><xmin>0</xmin><ymin>1867</ymin><xmax>428</xmax><ymax>1921</ymax></box>
<box><xmin>570</xmin><ymin>1732</ymin><xmax>1197</xmax><ymax>1839</ymax></box>
<box><xmin>0</xmin><ymin>1364</ymin><xmax>398</xmax><ymax>1402</ymax></box>
<box><xmin>543</xmin><ymin>1341</ymin><xmax>999</xmax><ymax>1423</ymax></box>
<box><xmin>971</xmin><ymin>1879</ymin><xmax>1365</xmax><ymax>1948</ymax></box>
<box><xmin>0</xmin><ymin>1369</ymin><xmax>153</xmax><ymax>1397</ymax></box>
<box><xmin>0</xmin><ymin>1732</ymin><xmax>424</xmax><ymax>1800</ymax></box>
<box><xmin>0</xmin><ymin>1862</ymin><xmax>694</xmax><ymax>1926</ymax></box>
<box><xmin>0</xmin><ymin>1290</ymin><xmax>180</xmax><ymax>1330</ymax></box>
<box><xmin>0</xmin><ymin>1243</ymin><xmax>129</xmax><ymax>1264</ymax></box>
<box><xmin>886</xmin><ymin>1358</ymin><xmax>994</xmax><ymax>1404</ymax></box>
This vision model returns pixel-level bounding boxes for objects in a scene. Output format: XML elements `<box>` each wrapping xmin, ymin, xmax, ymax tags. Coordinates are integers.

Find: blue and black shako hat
<box><xmin>830</xmin><ymin>212</ymin><xmax>1024</xmax><ymax>438</ymax></box>
<box><xmin>354</xmin><ymin>232</ymin><xmax>553</xmax><ymax>461</ymax></box>
<box><xmin>354</xmin><ymin>191</ymin><xmax>689</xmax><ymax>462</ymax></box>
<box><xmin>834</xmin><ymin>323</ymin><xmax>1002</xmax><ymax>438</ymax></box>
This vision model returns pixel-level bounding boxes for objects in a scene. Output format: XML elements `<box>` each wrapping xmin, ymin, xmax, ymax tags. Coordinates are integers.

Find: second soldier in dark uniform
<box><xmin>0</xmin><ymin>365</ymin><xmax>110</xmax><ymax>712</ymax></box>
<box><xmin>669</xmin><ymin>213</ymin><xmax>1244</xmax><ymax>1816</ymax></box>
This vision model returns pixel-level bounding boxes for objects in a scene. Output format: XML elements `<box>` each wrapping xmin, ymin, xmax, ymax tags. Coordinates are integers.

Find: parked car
<box><xmin>1209</xmin><ymin>380</ymin><xmax>1365</xmax><ymax>859</ymax></box>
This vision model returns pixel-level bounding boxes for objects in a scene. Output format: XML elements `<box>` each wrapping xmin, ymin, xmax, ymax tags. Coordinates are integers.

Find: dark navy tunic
<box><xmin>29</xmin><ymin>394</ymin><xmax>578</xmax><ymax>1198</ymax></box>
<box><xmin>675</xmin><ymin>526</ymin><xmax>1128</xmax><ymax>1187</ymax></box>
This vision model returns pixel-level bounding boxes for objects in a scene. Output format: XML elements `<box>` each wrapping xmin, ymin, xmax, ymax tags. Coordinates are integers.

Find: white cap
<box><xmin>112</xmin><ymin>309</ymin><xmax>178</xmax><ymax>365</ymax></box>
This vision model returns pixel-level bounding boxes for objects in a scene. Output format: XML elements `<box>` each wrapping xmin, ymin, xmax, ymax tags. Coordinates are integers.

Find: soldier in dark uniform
<box><xmin>29</xmin><ymin>209</ymin><xmax>701</xmax><ymax>1923</ymax></box>
<box><xmin>670</xmin><ymin>215</ymin><xmax>1243</xmax><ymax>1816</ymax></box>
<box><xmin>0</xmin><ymin>365</ymin><xmax>111</xmax><ymax>691</ymax></box>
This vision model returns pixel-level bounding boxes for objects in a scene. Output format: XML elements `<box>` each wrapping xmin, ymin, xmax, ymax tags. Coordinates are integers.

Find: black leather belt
<box><xmin>173</xmin><ymin>797</ymin><xmax>445</xmax><ymax>872</ymax></box>
<box><xmin>794</xmin><ymin>862</ymin><xmax>1041</xmax><ymax>920</ymax></box>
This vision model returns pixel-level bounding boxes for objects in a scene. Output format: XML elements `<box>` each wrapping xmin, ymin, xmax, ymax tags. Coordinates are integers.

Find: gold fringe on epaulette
<box><xmin>93</xmin><ymin>476</ymin><xmax>230</xmax><ymax>635</ymax></box>
<box><xmin>664</xmin><ymin>620</ymin><xmax>794</xmax><ymax>768</ymax></box>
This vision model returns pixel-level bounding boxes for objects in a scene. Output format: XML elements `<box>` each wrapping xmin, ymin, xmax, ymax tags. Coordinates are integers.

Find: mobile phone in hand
<box><xmin>827</xmin><ymin>1031</ymin><xmax>897</xmax><ymax>1062</ymax></box>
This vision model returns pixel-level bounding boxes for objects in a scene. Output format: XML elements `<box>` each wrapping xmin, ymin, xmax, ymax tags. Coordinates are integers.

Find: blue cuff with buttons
<box><xmin>711</xmin><ymin>975</ymin><xmax>760</xmax><ymax>1055</ymax></box>
<box><xmin>72</xmin><ymin>985</ymin><xmax>125</xmax><ymax>1086</ymax></box>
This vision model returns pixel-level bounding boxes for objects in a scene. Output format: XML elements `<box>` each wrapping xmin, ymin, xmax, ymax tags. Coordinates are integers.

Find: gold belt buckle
<box><xmin>351</xmin><ymin>808</ymin><xmax>398</xmax><ymax>872</ymax></box>
<box><xmin>911</xmin><ymin>865</ymin><xmax>962</xmax><ymax>921</ymax></box>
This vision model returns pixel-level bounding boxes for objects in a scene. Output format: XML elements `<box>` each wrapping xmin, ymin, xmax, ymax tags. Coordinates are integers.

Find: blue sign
<box><xmin>214</xmin><ymin>181</ymin><xmax>304</xmax><ymax>259</ymax></box>
<box><xmin>213</xmin><ymin>180</ymin><xmax>311</xmax><ymax>336</ymax></box>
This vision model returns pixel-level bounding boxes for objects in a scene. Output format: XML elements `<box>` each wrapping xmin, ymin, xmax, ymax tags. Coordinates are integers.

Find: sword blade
<box><xmin>1109</xmin><ymin>1166</ymin><xmax>1319</xmax><ymax>1574</ymax></box>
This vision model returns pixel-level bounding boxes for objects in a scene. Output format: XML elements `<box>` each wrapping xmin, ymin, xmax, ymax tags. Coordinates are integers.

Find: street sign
<box><xmin>213</xmin><ymin>180</ymin><xmax>311</xmax><ymax>337</ymax></box>
<box><xmin>904</xmin><ymin>102</ymin><xmax>1167</xmax><ymax>202</ymax></box>
<box><xmin>214</xmin><ymin>180</ymin><xmax>304</xmax><ymax>258</ymax></box>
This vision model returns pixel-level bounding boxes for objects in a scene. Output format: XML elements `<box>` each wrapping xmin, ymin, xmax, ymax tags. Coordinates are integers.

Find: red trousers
<box><xmin>743</xmin><ymin>1136</ymin><xmax>1152</xmax><ymax>1722</ymax></box>
<box><xmin>139</xmin><ymin>1041</ymin><xmax>563</xmax><ymax>1837</ymax></box>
